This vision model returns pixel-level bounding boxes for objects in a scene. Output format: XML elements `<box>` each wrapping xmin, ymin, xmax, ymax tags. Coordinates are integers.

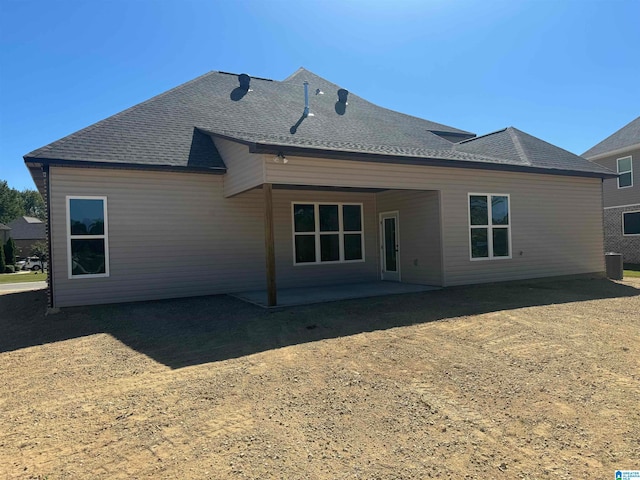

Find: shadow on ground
<box><xmin>1</xmin><ymin>276</ymin><xmax>638</xmax><ymax>369</ymax></box>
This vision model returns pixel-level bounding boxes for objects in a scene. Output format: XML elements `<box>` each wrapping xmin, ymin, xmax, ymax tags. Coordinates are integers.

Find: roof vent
<box><xmin>335</xmin><ymin>89</ymin><xmax>349</xmax><ymax>115</ymax></box>
<box><xmin>238</xmin><ymin>73</ymin><xmax>250</xmax><ymax>91</ymax></box>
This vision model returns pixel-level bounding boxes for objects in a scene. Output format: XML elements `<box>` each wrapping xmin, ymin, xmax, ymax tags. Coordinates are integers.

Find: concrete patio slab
<box><xmin>231</xmin><ymin>281</ymin><xmax>440</xmax><ymax>308</ymax></box>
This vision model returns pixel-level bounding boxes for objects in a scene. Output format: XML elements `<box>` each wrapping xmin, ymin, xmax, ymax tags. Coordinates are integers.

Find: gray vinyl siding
<box><xmin>591</xmin><ymin>148</ymin><xmax>640</xmax><ymax>208</ymax></box>
<box><xmin>213</xmin><ymin>138</ymin><xmax>265</xmax><ymax>197</ymax></box>
<box><xmin>272</xmin><ymin>189</ymin><xmax>379</xmax><ymax>288</ymax></box>
<box><xmin>376</xmin><ymin>190</ymin><xmax>442</xmax><ymax>285</ymax></box>
<box><xmin>264</xmin><ymin>155</ymin><xmax>605</xmax><ymax>286</ymax></box>
<box><xmin>49</xmin><ymin>167</ymin><xmax>266</xmax><ymax>307</ymax></box>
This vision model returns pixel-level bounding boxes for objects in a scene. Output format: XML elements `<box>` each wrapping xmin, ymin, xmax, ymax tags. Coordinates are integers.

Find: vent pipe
<box><xmin>303</xmin><ymin>81</ymin><xmax>310</xmax><ymax>117</ymax></box>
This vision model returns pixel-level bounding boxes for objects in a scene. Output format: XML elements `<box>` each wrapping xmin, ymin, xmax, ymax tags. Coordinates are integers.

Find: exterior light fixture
<box><xmin>274</xmin><ymin>152</ymin><xmax>288</xmax><ymax>164</ymax></box>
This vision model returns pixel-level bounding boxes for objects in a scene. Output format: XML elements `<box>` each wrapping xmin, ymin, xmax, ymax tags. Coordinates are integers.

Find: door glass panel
<box><xmin>384</xmin><ymin>218</ymin><xmax>397</xmax><ymax>271</ymax></box>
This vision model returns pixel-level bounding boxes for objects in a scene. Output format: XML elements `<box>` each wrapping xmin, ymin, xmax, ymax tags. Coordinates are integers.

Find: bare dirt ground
<box><xmin>1</xmin><ymin>276</ymin><xmax>639</xmax><ymax>479</ymax></box>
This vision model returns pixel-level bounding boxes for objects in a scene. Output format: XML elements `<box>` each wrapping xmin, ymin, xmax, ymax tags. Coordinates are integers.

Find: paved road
<box><xmin>0</xmin><ymin>282</ymin><xmax>47</xmax><ymax>294</ymax></box>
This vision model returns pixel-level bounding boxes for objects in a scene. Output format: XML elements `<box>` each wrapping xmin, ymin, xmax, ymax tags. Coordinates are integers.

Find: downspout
<box><xmin>44</xmin><ymin>164</ymin><xmax>57</xmax><ymax>312</ymax></box>
<box><xmin>600</xmin><ymin>178</ymin><xmax>606</xmax><ymax>274</ymax></box>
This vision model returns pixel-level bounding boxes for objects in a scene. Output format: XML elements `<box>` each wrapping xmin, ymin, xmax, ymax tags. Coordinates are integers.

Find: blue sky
<box><xmin>1</xmin><ymin>0</ymin><xmax>638</xmax><ymax>190</ymax></box>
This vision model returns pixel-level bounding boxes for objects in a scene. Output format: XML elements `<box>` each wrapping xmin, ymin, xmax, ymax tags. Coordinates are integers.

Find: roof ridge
<box><xmin>283</xmin><ymin>67</ymin><xmax>308</xmax><ymax>82</ymax></box>
<box><xmin>507</xmin><ymin>127</ymin><xmax>529</xmax><ymax>164</ymax></box>
<box><xmin>25</xmin><ymin>70</ymin><xmax>219</xmax><ymax>158</ymax></box>
<box><xmin>456</xmin><ymin>127</ymin><xmax>508</xmax><ymax>145</ymax></box>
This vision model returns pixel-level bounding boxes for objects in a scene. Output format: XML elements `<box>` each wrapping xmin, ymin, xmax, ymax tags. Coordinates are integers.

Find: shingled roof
<box><xmin>582</xmin><ymin>116</ymin><xmax>640</xmax><ymax>159</ymax></box>
<box><xmin>24</xmin><ymin>67</ymin><xmax>614</xmax><ymax>179</ymax></box>
<box><xmin>455</xmin><ymin>127</ymin><xmax>611</xmax><ymax>175</ymax></box>
<box><xmin>7</xmin><ymin>216</ymin><xmax>45</xmax><ymax>241</ymax></box>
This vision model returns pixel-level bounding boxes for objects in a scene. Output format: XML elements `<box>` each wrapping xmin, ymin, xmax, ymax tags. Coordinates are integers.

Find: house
<box><xmin>583</xmin><ymin>116</ymin><xmax>640</xmax><ymax>264</ymax></box>
<box><xmin>24</xmin><ymin>68</ymin><xmax>615</xmax><ymax>308</ymax></box>
<box><xmin>6</xmin><ymin>215</ymin><xmax>46</xmax><ymax>258</ymax></box>
<box><xmin>0</xmin><ymin>223</ymin><xmax>10</xmax><ymax>244</ymax></box>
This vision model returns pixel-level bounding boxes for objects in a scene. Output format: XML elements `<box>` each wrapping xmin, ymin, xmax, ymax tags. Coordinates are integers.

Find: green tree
<box><xmin>21</xmin><ymin>189</ymin><xmax>45</xmax><ymax>220</ymax></box>
<box><xmin>0</xmin><ymin>180</ymin><xmax>24</xmax><ymax>224</ymax></box>
<box><xmin>31</xmin><ymin>241</ymin><xmax>48</xmax><ymax>261</ymax></box>
<box><xmin>4</xmin><ymin>238</ymin><xmax>16</xmax><ymax>265</ymax></box>
<box><xmin>0</xmin><ymin>243</ymin><xmax>5</xmax><ymax>273</ymax></box>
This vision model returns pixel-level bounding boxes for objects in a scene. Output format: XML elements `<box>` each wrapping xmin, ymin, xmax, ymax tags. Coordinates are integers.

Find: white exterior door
<box><xmin>380</xmin><ymin>212</ymin><xmax>400</xmax><ymax>282</ymax></box>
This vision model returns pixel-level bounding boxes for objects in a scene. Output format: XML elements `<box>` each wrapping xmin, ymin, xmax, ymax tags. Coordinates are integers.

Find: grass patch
<box><xmin>624</xmin><ymin>263</ymin><xmax>640</xmax><ymax>278</ymax></box>
<box><xmin>0</xmin><ymin>271</ymin><xmax>48</xmax><ymax>284</ymax></box>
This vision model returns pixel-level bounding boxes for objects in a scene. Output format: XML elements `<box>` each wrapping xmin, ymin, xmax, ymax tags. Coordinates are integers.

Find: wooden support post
<box><xmin>264</xmin><ymin>183</ymin><xmax>277</xmax><ymax>306</ymax></box>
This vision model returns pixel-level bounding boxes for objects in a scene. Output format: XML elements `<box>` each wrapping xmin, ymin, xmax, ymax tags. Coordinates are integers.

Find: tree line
<box><xmin>0</xmin><ymin>179</ymin><xmax>45</xmax><ymax>224</ymax></box>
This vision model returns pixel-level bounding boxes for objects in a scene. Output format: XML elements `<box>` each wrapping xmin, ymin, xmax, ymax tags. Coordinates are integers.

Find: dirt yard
<box><xmin>1</xmin><ymin>276</ymin><xmax>639</xmax><ymax>479</ymax></box>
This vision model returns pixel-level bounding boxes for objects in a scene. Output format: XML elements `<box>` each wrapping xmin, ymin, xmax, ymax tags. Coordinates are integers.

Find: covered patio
<box><xmin>231</xmin><ymin>281</ymin><xmax>440</xmax><ymax>308</ymax></box>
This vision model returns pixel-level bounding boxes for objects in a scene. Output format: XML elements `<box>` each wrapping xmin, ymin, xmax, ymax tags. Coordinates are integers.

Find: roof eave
<box><xmin>248</xmin><ymin>143</ymin><xmax>617</xmax><ymax>179</ymax></box>
<box><xmin>583</xmin><ymin>142</ymin><xmax>640</xmax><ymax>161</ymax></box>
<box><xmin>23</xmin><ymin>157</ymin><xmax>227</xmax><ymax>175</ymax></box>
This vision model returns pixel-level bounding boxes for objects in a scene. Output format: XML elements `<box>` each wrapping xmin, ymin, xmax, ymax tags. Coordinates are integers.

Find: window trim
<box><xmin>66</xmin><ymin>195</ymin><xmax>110</xmax><ymax>279</ymax></box>
<box><xmin>617</xmin><ymin>156</ymin><xmax>633</xmax><ymax>189</ymax></box>
<box><xmin>468</xmin><ymin>193</ymin><xmax>512</xmax><ymax>261</ymax></box>
<box><xmin>622</xmin><ymin>210</ymin><xmax>640</xmax><ymax>236</ymax></box>
<box><xmin>291</xmin><ymin>202</ymin><xmax>365</xmax><ymax>265</ymax></box>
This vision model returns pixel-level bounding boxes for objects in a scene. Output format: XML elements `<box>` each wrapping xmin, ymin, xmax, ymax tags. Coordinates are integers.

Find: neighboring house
<box><xmin>583</xmin><ymin>116</ymin><xmax>640</xmax><ymax>264</ymax></box>
<box><xmin>24</xmin><ymin>68</ymin><xmax>615</xmax><ymax>308</ymax></box>
<box><xmin>0</xmin><ymin>223</ymin><xmax>10</xmax><ymax>244</ymax></box>
<box><xmin>6</xmin><ymin>216</ymin><xmax>46</xmax><ymax>258</ymax></box>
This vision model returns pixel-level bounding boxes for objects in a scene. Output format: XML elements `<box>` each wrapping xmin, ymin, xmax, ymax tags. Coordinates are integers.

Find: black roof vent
<box><xmin>335</xmin><ymin>89</ymin><xmax>349</xmax><ymax>116</ymax></box>
<box><xmin>238</xmin><ymin>73</ymin><xmax>250</xmax><ymax>91</ymax></box>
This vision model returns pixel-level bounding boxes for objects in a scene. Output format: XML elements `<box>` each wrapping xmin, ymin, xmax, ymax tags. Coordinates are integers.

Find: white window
<box><xmin>292</xmin><ymin>202</ymin><xmax>364</xmax><ymax>264</ymax></box>
<box><xmin>623</xmin><ymin>210</ymin><xmax>640</xmax><ymax>236</ymax></box>
<box><xmin>468</xmin><ymin>193</ymin><xmax>511</xmax><ymax>260</ymax></box>
<box><xmin>66</xmin><ymin>196</ymin><xmax>109</xmax><ymax>278</ymax></box>
<box><xmin>617</xmin><ymin>156</ymin><xmax>633</xmax><ymax>188</ymax></box>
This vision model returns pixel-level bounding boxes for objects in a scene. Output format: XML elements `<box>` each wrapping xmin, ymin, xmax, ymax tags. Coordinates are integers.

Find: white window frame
<box><xmin>617</xmin><ymin>156</ymin><xmax>633</xmax><ymax>189</ymax></box>
<box><xmin>291</xmin><ymin>202</ymin><xmax>365</xmax><ymax>265</ymax></box>
<box><xmin>622</xmin><ymin>210</ymin><xmax>640</xmax><ymax>236</ymax></box>
<box><xmin>66</xmin><ymin>196</ymin><xmax>110</xmax><ymax>279</ymax></box>
<box><xmin>468</xmin><ymin>193</ymin><xmax>512</xmax><ymax>261</ymax></box>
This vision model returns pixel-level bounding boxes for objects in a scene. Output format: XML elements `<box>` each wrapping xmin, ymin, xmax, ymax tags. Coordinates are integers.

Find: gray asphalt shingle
<box><xmin>24</xmin><ymin>68</ymin><xmax>613</xmax><ymax>178</ymax></box>
<box><xmin>582</xmin><ymin>116</ymin><xmax>640</xmax><ymax>159</ymax></box>
<box><xmin>7</xmin><ymin>216</ymin><xmax>45</xmax><ymax>240</ymax></box>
